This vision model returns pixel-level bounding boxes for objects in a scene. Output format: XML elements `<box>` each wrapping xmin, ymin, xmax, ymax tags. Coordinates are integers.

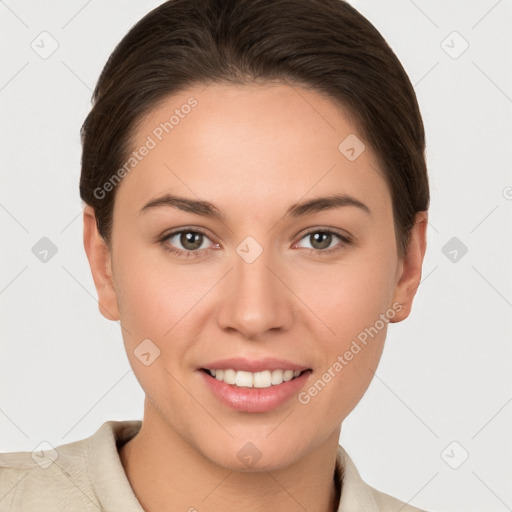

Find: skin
<box><xmin>83</xmin><ymin>82</ymin><xmax>427</xmax><ymax>512</ymax></box>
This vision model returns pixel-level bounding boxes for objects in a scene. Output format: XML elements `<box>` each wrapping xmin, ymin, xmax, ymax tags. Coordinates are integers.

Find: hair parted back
<box><xmin>80</xmin><ymin>0</ymin><xmax>429</xmax><ymax>260</ymax></box>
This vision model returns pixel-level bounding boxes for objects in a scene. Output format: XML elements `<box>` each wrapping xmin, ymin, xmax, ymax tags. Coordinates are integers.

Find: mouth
<box><xmin>197</xmin><ymin>357</ymin><xmax>313</xmax><ymax>412</ymax></box>
<box><xmin>200</xmin><ymin>368</ymin><xmax>310</xmax><ymax>388</ymax></box>
<box><xmin>199</xmin><ymin>366</ymin><xmax>313</xmax><ymax>413</ymax></box>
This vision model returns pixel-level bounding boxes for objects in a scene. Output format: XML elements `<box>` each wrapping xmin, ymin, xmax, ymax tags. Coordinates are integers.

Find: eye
<box><xmin>160</xmin><ymin>228</ymin><xmax>218</xmax><ymax>258</ymax></box>
<box><xmin>294</xmin><ymin>229</ymin><xmax>351</xmax><ymax>255</ymax></box>
<box><xmin>159</xmin><ymin>227</ymin><xmax>352</xmax><ymax>259</ymax></box>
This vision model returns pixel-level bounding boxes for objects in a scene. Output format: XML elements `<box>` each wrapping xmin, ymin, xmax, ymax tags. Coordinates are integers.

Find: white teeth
<box><xmin>283</xmin><ymin>370</ymin><xmax>294</xmax><ymax>382</ymax></box>
<box><xmin>208</xmin><ymin>368</ymin><xmax>303</xmax><ymax>388</ymax></box>
<box><xmin>223</xmin><ymin>368</ymin><xmax>236</xmax><ymax>385</ymax></box>
<box><xmin>271</xmin><ymin>369</ymin><xmax>283</xmax><ymax>385</ymax></box>
<box><xmin>253</xmin><ymin>371</ymin><xmax>272</xmax><ymax>388</ymax></box>
<box><xmin>235</xmin><ymin>371</ymin><xmax>253</xmax><ymax>388</ymax></box>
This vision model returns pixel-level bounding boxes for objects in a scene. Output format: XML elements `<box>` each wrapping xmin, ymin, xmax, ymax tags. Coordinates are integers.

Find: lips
<box><xmin>200</xmin><ymin>357</ymin><xmax>309</xmax><ymax>373</ymax></box>
<box><xmin>198</xmin><ymin>357</ymin><xmax>312</xmax><ymax>413</ymax></box>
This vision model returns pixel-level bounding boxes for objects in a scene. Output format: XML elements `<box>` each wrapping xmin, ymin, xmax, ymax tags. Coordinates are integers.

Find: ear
<box><xmin>389</xmin><ymin>211</ymin><xmax>428</xmax><ymax>323</ymax></box>
<box><xmin>83</xmin><ymin>205</ymin><xmax>120</xmax><ymax>321</ymax></box>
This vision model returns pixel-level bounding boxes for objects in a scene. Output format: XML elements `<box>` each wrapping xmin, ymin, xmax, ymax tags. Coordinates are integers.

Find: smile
<box><xmin>203</xmin><ymin>368</ymin><xmax>304</xmax><ymax>388</ymax></box>
<box><xmin>199</xmin><ymin>366</ymin><xmax>312</xmax><ymax>413</ymax></box>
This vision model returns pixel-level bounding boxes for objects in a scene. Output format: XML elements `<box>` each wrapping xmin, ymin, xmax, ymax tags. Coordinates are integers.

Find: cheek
<box><xmin>292</xmin><ymin>245</ymin><xmax>396</xmax><ymax>412</ymax></box>
<box><xmin>111</xmin><ymin>249</ymin><xmax>202</xmax><ymax>401</ymax></box>
<box><xmin>112</xmin><ymin>244</ymin><xmax>219</xmax><ymax>373</ymax></box>
<box><xmin>297</xmin><ymin>249</ymin><xmax>397</xmax><ymax>343</ymax></box>
<box><xmin>113</xmin><ymin>244</ymin><xmax>196</xmax><ymax>328</ymax></box>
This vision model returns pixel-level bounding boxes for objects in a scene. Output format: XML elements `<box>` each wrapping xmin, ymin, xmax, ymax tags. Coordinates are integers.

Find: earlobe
<box><xmin>82</xmin><ymin>205</ymin><xmax>120</xmax><ymax>321</ymax></box>
<box><xmin>389</xmin><ymin>211</ymin><xmax>428</xmax><ymax>323</ymax></box>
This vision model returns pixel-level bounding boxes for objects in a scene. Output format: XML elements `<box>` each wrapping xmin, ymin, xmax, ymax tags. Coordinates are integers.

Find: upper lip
<box><xmin>200</xmin><ymin>357</ymin><xmax>310</xmax><ymax>373</ymax></box>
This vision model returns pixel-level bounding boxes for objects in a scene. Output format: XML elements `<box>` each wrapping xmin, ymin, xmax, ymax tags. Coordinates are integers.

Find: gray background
<box><xmin>1</xmin><ymin>1</ymin><xmax>511</xmax><ymax>511</ymax></box>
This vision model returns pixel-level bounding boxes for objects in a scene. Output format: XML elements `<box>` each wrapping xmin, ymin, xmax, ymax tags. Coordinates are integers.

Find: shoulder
<box><xmin>0</xmin><ymin>429</ymin><xmax>98</xmax><ymax>511</ymax></box>
<box><xmin>366</xmin><ymin>484</ymin><xmax>429</xmax><ymax>512</ymax></box>
<box><xmin>0</xmin><ymin>420</ymin><xmax>142</xmax><ymax>511</ymax></box>
<box><xmin>336</xmin><ymin>444</ymin><xmax>433</xmax><ymax>512</ymax></box>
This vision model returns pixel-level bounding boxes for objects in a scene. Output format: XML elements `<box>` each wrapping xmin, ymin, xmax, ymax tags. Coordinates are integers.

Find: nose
<box><xmin>215</xmin><ymin>244</ymin><xmax>294</xmax><ymax>340</ymax></box>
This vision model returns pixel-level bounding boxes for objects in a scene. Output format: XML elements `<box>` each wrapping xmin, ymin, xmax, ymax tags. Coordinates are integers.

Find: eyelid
<box><xmin>160</xmin><ymin>226</ymin><xmax>215</xmax><ymax>243</ymax></box>
<box><xmin>292</xmin><ymin>227</ymin><xmax>352</xmax><ymax>256</ymax></box>
<box><xmin>297</xmin><ymin>226</ymin><xmax>353</xmax><ymax>243</ymax></box>
<box><xmin>159</xmin><ymin>226</ymin><xmax>352</xmax><ymax>257</ymax></box>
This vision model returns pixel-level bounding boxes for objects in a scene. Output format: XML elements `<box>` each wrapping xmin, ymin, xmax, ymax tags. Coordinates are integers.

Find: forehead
<box><xmin>116</xmin><ymin>82</ymin><xmax>391</xmax><ymax>219</ymax></box>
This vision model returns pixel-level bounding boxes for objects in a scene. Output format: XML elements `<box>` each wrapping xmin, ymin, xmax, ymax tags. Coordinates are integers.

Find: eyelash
<box><xmin>159</xmin><ymin>227</ymin><xmax>352</xmax><ymax>259</ymax></box>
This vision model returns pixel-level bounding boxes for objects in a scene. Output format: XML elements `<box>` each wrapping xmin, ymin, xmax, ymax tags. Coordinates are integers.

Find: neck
<box><xmin>119</xmin><ymin>405</ymin><xmax>342</xmax><ymax>512</ymax></box>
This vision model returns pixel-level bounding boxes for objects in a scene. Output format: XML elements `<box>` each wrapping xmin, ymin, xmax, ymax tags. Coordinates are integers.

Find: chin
<box><xmin>215</xmin><ymin>452</ymin><xmax>297</xmax><ymax>473</ymax></box>
<box><xmin>200</xmin><ymin>435</ymin><xmax>309</xmax><ymax>473</ymax></box>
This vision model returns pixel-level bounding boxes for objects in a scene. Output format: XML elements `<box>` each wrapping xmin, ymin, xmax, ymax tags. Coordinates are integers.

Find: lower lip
<box><xmin>199</xmin><ymin>370</ymin><xmax>311</xmax><ymax>413</ymax></box>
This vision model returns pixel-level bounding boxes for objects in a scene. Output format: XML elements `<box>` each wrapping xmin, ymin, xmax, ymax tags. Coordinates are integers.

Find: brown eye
<box><xmin>179</xmin><ymin>231</ymin><xmax>204</xmax><ymax>251</ymax></box>
<box><xmin>163</xmin><ymin>230</ymin><xmax>211</xmax><ymax>253</ymax></box>
<box><xmin>309</xmin><ymin>232</ymin><xmax>332</xmax><ymax>250</ymax></box>
<box><xmin>295</xmin><ymin>229</ymin><xmax>351</xmax><ymax>256</ymax></box>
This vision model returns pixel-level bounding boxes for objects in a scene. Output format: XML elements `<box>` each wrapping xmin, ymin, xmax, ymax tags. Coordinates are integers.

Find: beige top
<box><xmin>0</xmin><ymin>420</ymin><xmax>428</xmax><ymax>511</ymax></box>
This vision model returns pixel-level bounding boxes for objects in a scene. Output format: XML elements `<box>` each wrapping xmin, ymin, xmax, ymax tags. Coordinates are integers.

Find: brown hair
<box><xmin>80</xmin><ymin>0</ymin><xmax>429</xmax><ymax>259</ymax></box>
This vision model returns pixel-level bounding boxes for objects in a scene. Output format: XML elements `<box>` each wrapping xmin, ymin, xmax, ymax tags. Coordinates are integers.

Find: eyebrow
<box><xmin>139</xmin><ymin>193</ymin><xmax>371</xmax><ymax>220</ymax></box>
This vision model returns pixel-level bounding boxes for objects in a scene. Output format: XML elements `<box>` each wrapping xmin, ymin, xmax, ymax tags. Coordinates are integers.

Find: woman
<box><xmin>0</xmin><ymin>0</ymin><xmax>431</xmax><ymax>510</ymax></box>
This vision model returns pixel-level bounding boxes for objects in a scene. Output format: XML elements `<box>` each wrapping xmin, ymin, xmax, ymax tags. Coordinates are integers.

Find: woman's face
<box><xmin>85</xmin><ymin>82</ymin><xmax>426</xmax><ymax>470</ymax></box>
